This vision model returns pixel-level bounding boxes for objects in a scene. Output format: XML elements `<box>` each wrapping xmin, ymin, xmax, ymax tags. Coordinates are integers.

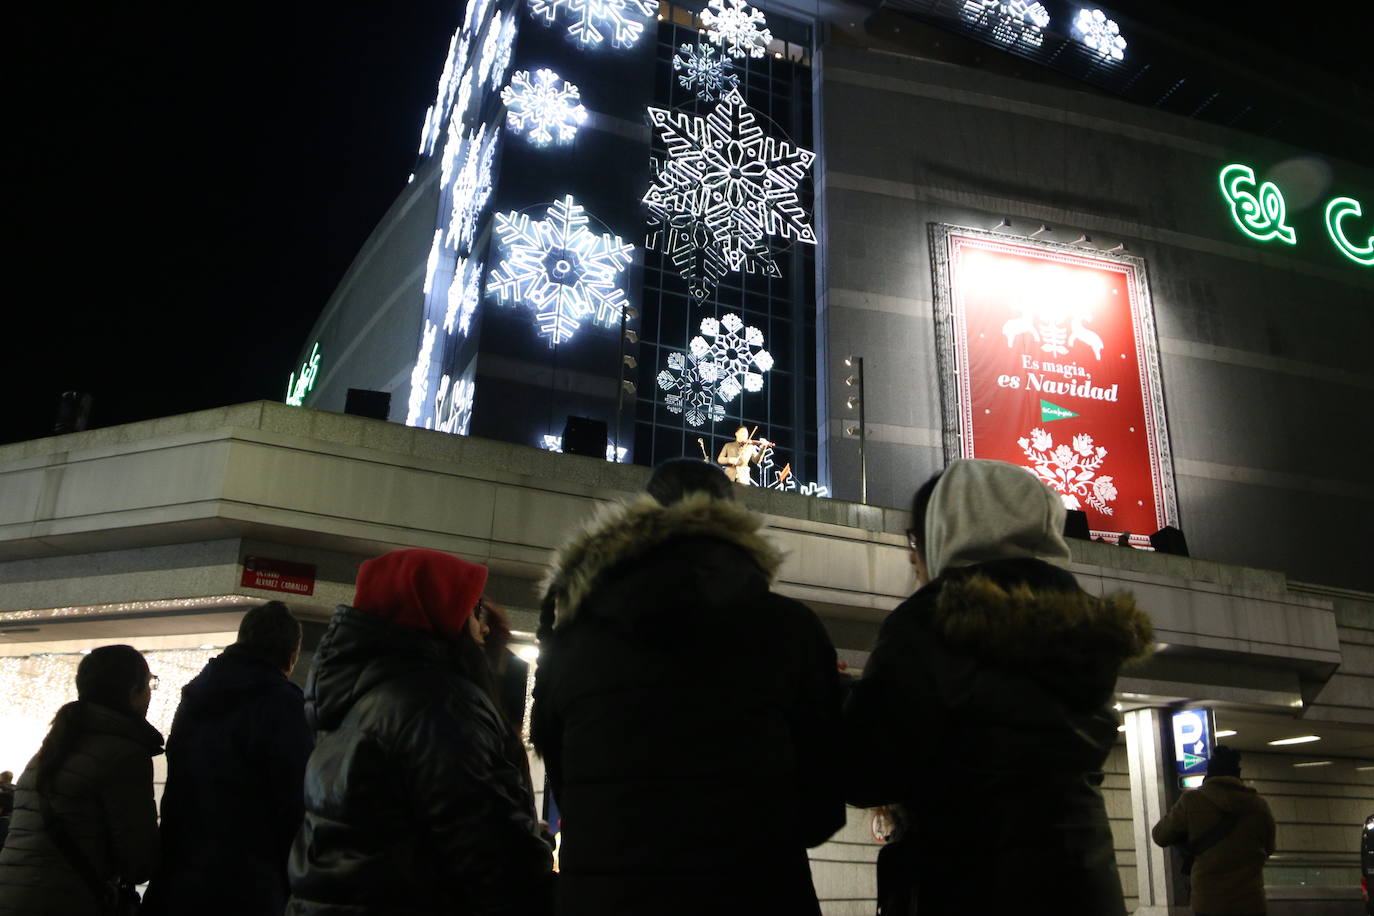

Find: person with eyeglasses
<box><xmin>287</xmin><ymin>548</ymin><xmax>553</xmax><ymax>916</ymax></box>
<box><xmin>0</xmin><ymin>645</ymin><xmax>163</xmax><ymax>913</ymax></box>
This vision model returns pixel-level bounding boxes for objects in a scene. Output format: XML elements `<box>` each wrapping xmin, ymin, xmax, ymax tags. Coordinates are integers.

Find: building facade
<box><xmin>5</xmin><ymin>0</ymin><xmax>1373</xmax><ymax>912</ymax></box>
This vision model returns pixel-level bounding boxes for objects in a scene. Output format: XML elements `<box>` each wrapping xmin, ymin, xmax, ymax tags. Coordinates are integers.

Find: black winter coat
<box><xmin>0</xmin><ymin>702</ymin><xmax>162</xmax><ymax>914</ymax></box>
<box><xmin>534</xmin><ymin>493</ymin><xmax>846</xmax><ymax>916</ymax></box>
<box><xmin>844</xmin><ymin>558</ymin><xmax>1153</xmax><ymax>916</ymax></box>
<box><xmin>286</xmin><ymin>607</ymin><xmax>553</xmax><ymax>916</ymax></box>
<box><xmin>142</xmin><ymin>646</ymin><xmax>314</xmax><ymax>916</ymax></box>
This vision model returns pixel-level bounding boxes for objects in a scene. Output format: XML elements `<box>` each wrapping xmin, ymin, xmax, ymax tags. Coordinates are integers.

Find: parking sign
<box><xmin>1172</xmin><ymin>709</ymin><xmax>1212</xmax><ymax>776</ymax></box>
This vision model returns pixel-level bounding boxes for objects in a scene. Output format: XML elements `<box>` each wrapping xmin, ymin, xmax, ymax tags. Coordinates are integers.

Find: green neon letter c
<box><xmin>1324</xmin><ymin>197</ymin><xmax>1374</xmax><ymax>267</ymax></box>
<box><xmin>1219</xmin><ymin>163</ymin><xmax>1297</xmax><ymax>245</ymax></box>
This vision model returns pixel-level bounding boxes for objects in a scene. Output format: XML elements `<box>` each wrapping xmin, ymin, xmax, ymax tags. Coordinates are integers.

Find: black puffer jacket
<box><xmin>0</xmin><ymin>702</ymin><xmax>162</xmax><ymax>914</ymax></box>
<box><xmin>142</xmin><ymin>645</ymin><xmax>313</xmax><ymax>916</ymax></box>
<box><xmin>534</xmin><ymin>493</ymin><xmax>846</xmax><ymax>916</ymax></box>
<box><xmin>845</xmin><ymin>558</ymin><xmax>1153</xmax><ymax>916</ymax></box>
<box><xmin>287</xmin><ymin>607</ymin><xmax>553</xmax><ymax>916</ymax></box>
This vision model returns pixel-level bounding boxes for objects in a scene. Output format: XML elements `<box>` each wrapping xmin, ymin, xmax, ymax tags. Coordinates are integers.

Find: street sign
<box><xmin>1172</xmin><ymin>708</ymin><xmax>1212</xmax><ymax>777</ymax></box>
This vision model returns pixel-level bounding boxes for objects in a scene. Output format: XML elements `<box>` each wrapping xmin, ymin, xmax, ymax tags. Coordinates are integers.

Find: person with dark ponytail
<box><xmin>0</xmin><ymin>644</ymin><xmax>162</xmax><ymax>913</ymax></box>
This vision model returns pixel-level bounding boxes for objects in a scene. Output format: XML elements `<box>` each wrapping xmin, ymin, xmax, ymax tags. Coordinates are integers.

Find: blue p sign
<box><xmin>1172</xmin><ymin>709</ymin><xmax>1211</xmax><ymax>776</ymax></box>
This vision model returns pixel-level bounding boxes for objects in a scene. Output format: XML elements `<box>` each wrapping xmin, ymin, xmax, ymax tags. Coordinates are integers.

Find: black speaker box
<box><xmin>562</xmin><ymin>416</ymin><xmax>608</xmax><ymax>458</ymax></box>
<box><xmin>345</xmin><ymin>389</ymin><xmax>391</xmax><ymax>421</ymax></box>
<box><xmin>1150</xmin><ymin>526</ymin><xmax>1190</xmax><ymax>556</ymax></box>
<box><xmin>1063</xmin><ymin>509</ymin><xmax>1090</xmax><ymax>540</ymax></box>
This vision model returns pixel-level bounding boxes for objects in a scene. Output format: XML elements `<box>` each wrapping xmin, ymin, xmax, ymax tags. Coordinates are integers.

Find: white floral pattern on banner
<box><xmin>1017</xmin><ymin>427</ymin><xmax>1118</xmax><ymax>515</ymax></box>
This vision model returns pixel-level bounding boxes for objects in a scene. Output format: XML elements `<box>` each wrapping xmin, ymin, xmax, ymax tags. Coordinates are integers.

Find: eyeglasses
<box><xmin>474</xmin><ymin>600</ymin><xmax>490</xmax><ymax>623</ymax></box>
<box><xmin>905</xmin><ymin>529</ymin><xmax>919</xmax><ymax>551</ymax></box>
<box><xmin>148</xmin><ymin>675</ymin><xmax>160</xmax><ymax>692</ymax></box>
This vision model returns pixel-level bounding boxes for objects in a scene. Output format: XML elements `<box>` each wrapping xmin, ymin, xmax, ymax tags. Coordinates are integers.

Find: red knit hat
<box><xmin>352</xmin><ymin>548</ymin><xmax>489</xmax><ymax>641</ymax></box>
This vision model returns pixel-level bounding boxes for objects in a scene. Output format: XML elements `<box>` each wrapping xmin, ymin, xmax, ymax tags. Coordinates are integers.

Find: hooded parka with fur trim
<box><xmin>533</xmin><ymin>493</ymin><xmax>846</xmax><ymax>916</ymax></box>
<box><xmin>844</xmin><ymin>460</ymin><xmax>1153</xmax><ymax>916</ymax></box>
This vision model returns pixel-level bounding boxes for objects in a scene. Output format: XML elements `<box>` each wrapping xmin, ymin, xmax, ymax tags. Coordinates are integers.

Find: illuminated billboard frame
<box><xmin>930</xmin><ymin>224</ymin><xmax>1178</xmax><ymax>545</ymax></box>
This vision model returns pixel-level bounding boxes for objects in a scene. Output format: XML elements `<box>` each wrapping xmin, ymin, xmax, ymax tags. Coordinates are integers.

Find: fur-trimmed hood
<box><xmin>930</xmin><ymin>565</ymin><xmax>1154</xmax><ymax>710</ymax></box>
<box><xmin>540</xmin><ymin>493</ymin><xmax>782</xmax><ymax>630</ymax></box>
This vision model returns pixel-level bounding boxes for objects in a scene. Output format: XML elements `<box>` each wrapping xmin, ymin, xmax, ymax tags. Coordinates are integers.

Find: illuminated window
<box><xmin>501</xmin><ymin>69</ymin><xmax>589</xmax><ymax>146</ymax></box>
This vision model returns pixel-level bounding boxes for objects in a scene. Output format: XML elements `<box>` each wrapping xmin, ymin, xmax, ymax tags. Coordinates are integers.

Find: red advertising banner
<box><xmin>241</xmin><ymin>556</ymin><xmax>317</xmax><ymax>596</ymax></box>
<box><xmin>936</xmin><ymin>228</ymin><xmax>1175</xmax><ymax>545</ymax></box>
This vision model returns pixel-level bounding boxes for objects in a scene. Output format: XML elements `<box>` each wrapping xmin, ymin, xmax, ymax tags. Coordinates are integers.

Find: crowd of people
<box><xmin>0</xmin><ymin>457</ymin><xmax>1278</xmax><ymax>915</ymax></box>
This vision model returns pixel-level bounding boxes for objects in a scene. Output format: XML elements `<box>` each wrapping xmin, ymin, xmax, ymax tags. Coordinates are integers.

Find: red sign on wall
<box><xmin>241</xmin><ymin>556</ymin><xmax>316</xmax><ymax>596</ymax></box>
<box><xmin>935</xmin><ymin>228</ymin><xmax>1176</xmax><ymax>545</ymax></box>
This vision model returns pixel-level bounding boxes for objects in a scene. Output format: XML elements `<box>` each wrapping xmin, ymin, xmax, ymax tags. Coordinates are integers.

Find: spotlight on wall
<box><xmin>622</xmin><ymin>355</ymin><xmax>638</xmax><ymax>369</ymax></box>
<box><xmin>846</xmin><ymin>395</ymin><xmax>860</xmax><ymax>409</ymax></box>
<box><xmin>845</xmin><ymin>424</ymin><xmax>861</xmax><ymax>436</ymax></box>
<box><xmin>623</xmin><ymin>307</ymin><xmax>639</xmax><ymax>322</ymax></box>
<box><xmin>1029</xmin><ymin>224</ymin><xmax>1051</xmax><ymax>238</ymax></box>
<box><xmin>991</xmin><ymin>217</ymin><xmax>1013</xmax><ymax>232</ymax></box>
<box><xmin>844</xmin><ymin>355</ymin><xmax>858</xmax><ymax>367</ymax></box>
<box><xmin>624</xmin><ymin>329</ymin><xmax>639</xmax><ymax>344</ymax></box>
<box><xmin>621</xmin><ymin>379</ymin><xmax>637</xmax><ymax>397</ymax></box>
<box><xmin>844</xmin><ymin>375</ymin><xmax>860</xmax><ymax>387</ymax></box>
<box><xmin>1071</xmin><ymin>234</ymin><xmax>1093</xmax><ymax>246</ymax></box>
<box><xmin>1107</xmin><ymin>242</ymin><xmax>1128</xmax><ymax>253</ymax></box>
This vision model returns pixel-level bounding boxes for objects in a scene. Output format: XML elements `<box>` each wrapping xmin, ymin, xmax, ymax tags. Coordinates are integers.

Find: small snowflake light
<box><xmin>423</xmin><ymin>229</ymin><xmax>444</xmax><ymax>295</ymax></box>
<box><xmin>961</xmin><ymin>0</ymin><xmax>1050</xmax><ymax>48</ymax></box>
<box><xmin>406</xmin><ymin>320</ymin><xmax>440</xmax><ymax>427</ymax></box>
<box><xmin>700</xmin><ymin>0</ymin><xmax>773</xmax><ymax>59</ymax></box>
<box><xmin>657</xmin><ymin>351</ymin><xmax>726</xmax><ymax>426</ymax></box>
<box><xmin>478</xmin><ymin>11</ymin><xmax>508</xmax><ymax>87</ymax></box>
<box><xmin>489</xmin><ymin>14</ymin><xmax>518</xmax><ymax>91</ymax></box>
<box><xmin>528</xmin><ymin>0</ymin><xmax>658</xmax><ymax>48</ymax></box>
<box><xmin>1073</xmin><ymin>8</ymin><xmax>1126</xmax><ymax>62</ymax></box>
<box><xmin>444</xmin><ymin>255</ymin><xmax>484</xmax><ymax>336</ymax></box>
<box><xmin>502</xmin><ymin>69</ymin><xmax>588</xmax><ymax>146</ymax></box>
<box><xmin>433</xmin><ymin>375</ymin><xmax>475</xmax><ymax>435</ymax></box>
<box><xmin>439</xmin><ymin>116</ymin><xmax>466</xmax><ymax>189</ymax></box>
<box><xmin>464</xmin><ymin>0</ymin><xmax>496</xmax><ymax>35</ymax></box>
<box><xmin>446</xmin><ymin>123</ymin><xmax>497</xmax><ymax>253</ymax></box>
<box><xmin>689</xmin><ymin>312</ymin><xmax>772</xmax><ymax>402</ymax></box>
<box><xmin>673</xmin><ymin>41</ymin><xmax>738</xmax><ymax>100</ymax></box>
<box><xmin>489</xmin><ymin>195</ymin><xmax>635</xmax><ymax>345</ymax></box>
<box><xmin>454</xmin><ymin>69</ymin><xmax>475</xmax><ymax>129</ymax></box>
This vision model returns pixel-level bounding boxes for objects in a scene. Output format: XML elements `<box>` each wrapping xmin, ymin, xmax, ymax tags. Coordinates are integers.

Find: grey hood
<box><xmin>924</xmin><ymin>458</ymin><xmax>1071</xmax><ymax>579</ymax></box>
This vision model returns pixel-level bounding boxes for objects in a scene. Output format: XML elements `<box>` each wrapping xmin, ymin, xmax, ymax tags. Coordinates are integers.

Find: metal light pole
<box><xmin>844</xmin><ymin>356</ymin><xmax>866</xmax><ymax>504</ymax></box>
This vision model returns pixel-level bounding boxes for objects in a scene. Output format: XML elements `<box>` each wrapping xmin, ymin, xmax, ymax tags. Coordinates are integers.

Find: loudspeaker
<box><xmin>345</xmin><ymin>389</ymin><xmax>391</xmax><ymax>421</ymax></box>
<box><xmin>1150</xmin><ymin>526</ymin><xmax>1189</xmax><ymax>557</ymax></box>
<box><xmin>562</xmin><ymin>416</ymin><xmax>608</xmax><ymax>458</ymax></box>
<box><xmin>54</xmin><ymin>391</ymin><xmax>93</xmax><ymax>434</ymax></box>
<box><xmin>1063</xmin><ymin>509</ymin><xmax>1090</xmax><ymax>540</ymax></box>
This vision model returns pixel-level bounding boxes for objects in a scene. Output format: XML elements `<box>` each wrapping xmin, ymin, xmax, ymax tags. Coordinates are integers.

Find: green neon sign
<box><xmin>1324</xmin><ymin>197</ymin><xmax>1374</xmax><ymax>267</ymax></box>
<box><xmin>1218</xmin><ymin>163</ymin><xmax>1296</xmax><ymax>245</ymax></box>
<box><xmin>286</xmin><ymin>342</ymin><xmax>321</xmax><ymax>407</ymax></box>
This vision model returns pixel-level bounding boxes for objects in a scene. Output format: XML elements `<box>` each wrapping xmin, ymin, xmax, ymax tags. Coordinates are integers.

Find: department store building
<box><xmin>2</xmin><ymin>0</ymin><xmax>1370</xmax><ymax>912</ymax></box>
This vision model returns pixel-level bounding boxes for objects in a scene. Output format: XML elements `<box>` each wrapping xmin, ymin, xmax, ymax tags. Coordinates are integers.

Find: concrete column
<box><xmin>1125</xmin><ymin>707</ymin><xmax>1189</xmax><ymax>916</ymax></box>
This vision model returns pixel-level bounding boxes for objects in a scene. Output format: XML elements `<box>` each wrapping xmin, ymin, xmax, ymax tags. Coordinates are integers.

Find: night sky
<box><xmin>6</xmin><ymin>3</ymin><xmax>1368</xmax><ymax>446</ymax></box>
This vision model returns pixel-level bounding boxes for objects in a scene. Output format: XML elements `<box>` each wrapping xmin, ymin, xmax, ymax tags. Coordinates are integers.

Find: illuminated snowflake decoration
<box><xmin>700</xmin><ymin>0</ymin><xmax>773</xmax><ymax>59</ymax></box>
<box><xmin>656</xmin><ymin>351</ymin><xmax>725</xmax><ymax>426</ymax></box>
<box><xmin>406</xmin><ymin>320</ymin><xmax>440</xmax><ymax>427</ymax></box>
<box><xmin>502</xmin><ymin>69</ymin><xmax>588</xmax><ymax>146</ymax></box>
<box><xmin>454</xmin><ymin>69</ymin><xmax>475</xmax><ymax>128</ymax></box>
<box><xmin>673</xmin><ymin>41</ymin><xmax>738</xmax><ymax>100</ymax></box>
<box><xmin>528</xmin><ymin>0</ymin><xmax>658</xmax><ymax>48</ymax></box>
<box><xmin>423</xmin><ymin>229</ymin><xmax>444</xmax><ymax>295</ymax></box>
<box><xmin>446</xmin><ymin>123</ymin><xmax>497</xmax><ymax>253</ymax></box>
<box><xmin>1017</xmin><ymin>428</ymin><xmax>1118</xmax><ymax>515</ymax></box>
<box><xmin>420</xmin><ymin>31</ymin><xmax>471</xmax><ymax>155</ymax></box>
<box><xmin>644</xmin><ymin>88</ymin><xmax>816</xmax><ymax>294</ymax></box>
<box><xmin>478</xmin><ymin>11</ymin><xmax>509</xmax><ymax>87</ymax></box>
<box><xmin>960</xmin><ymin>0</ymin><xmax>1050</xmax><ymax>48</ymax></box>
<box><xmin>489</xmin><ymin>196</ymin><xmax>634</xmax><ymax>345</ymax></box>
<box><xmin>489</xmin><ymin>14</ymin><xmax>518</xmax><ymax>91</ymax></box>
<box><xmin>433</xmin><ymin>375</ymin><xmax>475</xmax><ymax>435</ymax></box>
<box><xmin>464</xmin><ymin>0</ymin><xmax>496</xmax><ymax>35</ymax></box>
<box><xmin>646</xmin><ymin>210</ymin><xmax>779</xmax><ymax>301</ymax></box>
<box><xmin>1073</xmin><ymin>8</ymin><xmax>1126</xmax><ymax>62</ymax></box>
<box><xmin>688</xmin><ymin>312</ymin><xmax>773</xmax><ymax>402</ymax></box>
<box><xmin>445</xmin><ymin>255</ymin><xmax>484</xmax><ymax>336</ymax></box>
<box><xmin>439</xmin><ymin>116</ymin><xmax>465</xmax><ymax>189</ymax></box>
<box><xmin>541</xmin><ymin>434</ymin><xmax>628</xmax><ymax>462</ymax></box>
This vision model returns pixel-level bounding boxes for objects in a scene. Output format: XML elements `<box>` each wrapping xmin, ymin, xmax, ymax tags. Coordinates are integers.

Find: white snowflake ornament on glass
<box><xmin>446</xmin><ymin>123</ymin><xmax>497</xmax><ymax>253</ymax></box>
<box><xmin>423</xmin><ymin>229</ymin><xmax>444</xmax><ymax>295</ymax></box>
<box><xmin>406</xmin><ymin>320</ymin><xmax>441</xmax><ymax>427</ymax></box>
<box><xmin>700</xmin><ymin>0</ymin><xmax>773</xmax><ymax>59</ymax></box>
<box><xmin>488</xmin><ymin>195</ymin><xmax>635</xmax><ymax>346</ymax></box>
<box><xmin>689</xmin><ymin>312</ymin><xmax>772</xmax><ymax>402</ymax></box>
<box><xmin>673</xmin><ymin>41</ymin><xmax>738</xmax><ymax>100</ymax></box>
<box><xmin>502</xmin><ymin>69</ymin><xmax>588</xmax><ymax>146</ymax></box>
<box><xmin>489</xmin><ymin>14</ymin><xmax>518</xmax><ymax>91</ymax></box>
<box><xmin>657</xmin><ymin>351</ymin><xmax>726</xmax><ymax>426</ymax></box>
<box><xmin>464</xmin><ymin>0</ymin><xmax>496</xmax><ymax>36</ymax></box>
<box><xmin>478</xmin><ymin>11</ymin><xmax>508</xmax><ymax>87</ymax></box>
<box><xmin>433</xmin><ymin>375</ymin><xmax>475</xmax><ymax>435</ymax></box>
<box><xmin>1073</xmin><ymin>8</ymin><xmax>1126</xmax><ymax>61</ymax></box>
<box><xmin>961</xmin><ymin>0</ymin><xmax>1050</xmax><ymax>48</ymax></box>
<box><xmin>528</xmin><ymin>0</ymin><xmax>658</xmax><ymax>49</ymax></box>
<box><xmin>444</xmin><ymin>256</ymin><xmax>484</xmax><ymax>336</ymax></box>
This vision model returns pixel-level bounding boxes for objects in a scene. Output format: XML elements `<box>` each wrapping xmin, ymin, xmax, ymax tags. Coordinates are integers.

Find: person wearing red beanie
<box><xmin>287</xmin><ymin>549</ymin><xmax>553</xmax><ymax>916</ymax></box>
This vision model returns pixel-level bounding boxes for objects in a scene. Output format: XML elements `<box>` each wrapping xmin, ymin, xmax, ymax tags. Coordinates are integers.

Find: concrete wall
<box><xmin>818</xmin><ymin>44</ymin><xmax>1374</xmax><ymax>593</ymax></box>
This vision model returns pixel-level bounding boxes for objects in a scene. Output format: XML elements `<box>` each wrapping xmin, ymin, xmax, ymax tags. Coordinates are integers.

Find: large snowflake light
<box><xmin>433</xmin><ymin>375</ymin><xmax>475</xmax><ymax>435</ymax></box>
<box><xmin>688</xmin><ymin>312</ymin><xmax>773</xmax><ymax>402</ymax></box>
<box><xmin>961</xmin><ymin>0</ymin><xmax>1050</xmax><ymax>48</ymax></box>
<box><xmin>406</xmin><ymin>320</ymin><xmax>440</xmax><ymax>427</ymax></box>
<box><xmin>446</xmin><ymin>123</ymin><xmax>497</xmax><ymax>253</ymax></box>
<box><xmin>445</xmin><ymin>256</ymin><xmax>484</xmax><ymax>336</ymax></box>
<box><xmin>502</xmin><ymin>69</ymin><xmax>588</xmax><ymax>146</ymax></box>
<box><xmin>673</xmin><ymin>41</ymin><xmax>738</xmax><ymax>100</ymax></box>
<box><xmin>489</xmin><ymin>196</ymin><xmax>635</xmax><ymax>345</ymax></box>
<box><xmin>700</xmin><ymin>0</ymin><xmax>773</xmax><ymax>59</ymax></box>
<box><xmin>1073</xmin><ymin>8</ymin><xmax>1126</xmax><ymax>61</ymax></box>
<box><xmin>644</xmin><ymin>88</ymin><xmax>816</xmax><ymax>291</ymax></box>
<box><xmin>528</xmin><ymin>0</ymin><xmax>658</xmax><ymax>48</ymax></box>
<box><xmin>1018</xmin><ymin>427</ymin><xmax>1118</xmax><ymax>515</ymax></box>
<box><xmin>657</xmin><ymin>351</ymin><xmax>726</xmax><ymax>426</ymax></box>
